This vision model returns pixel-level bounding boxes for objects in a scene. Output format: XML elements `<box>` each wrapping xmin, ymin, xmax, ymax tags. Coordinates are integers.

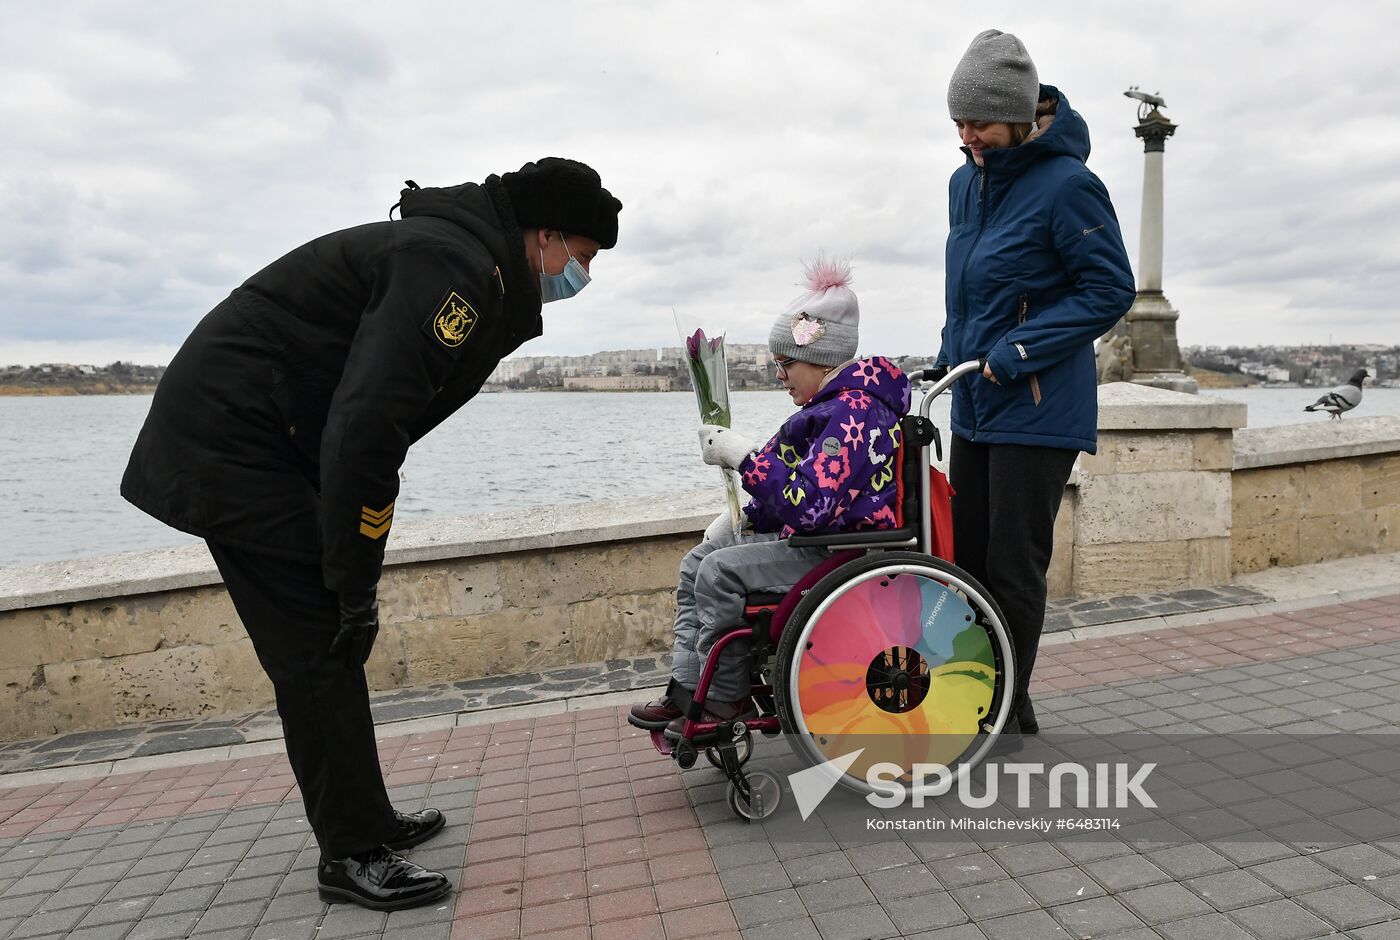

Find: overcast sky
<box><xmin>3</xmin><ymin>2</ymin><xmax>1398</xmax><ymax>367</ymax></box>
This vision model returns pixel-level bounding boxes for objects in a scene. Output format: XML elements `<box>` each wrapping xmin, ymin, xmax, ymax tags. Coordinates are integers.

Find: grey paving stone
<box><xmin>845</xmin><ymin>841</ymin><xmax>918</xmax><ymax>875</ymax></box>
<box><xmin>1053</xmin><ymin>838</ymin><xmax>1133</xmax><ymax>865</ymax></box>
<box><xmin>784</xmin><ymin>850</ymin><xmax>857</xmax><ymax>887</ymax></box>
<box><xmin>166</xmin><ymin>815</ymin><xmax>223</xmax><ymax>838</ymax></box>
<box><xmin>146</xmin><ymin>832</ymin><xmax>210</xmax><ymax>857</ymax></box>
<box><xmin>103</xmin><ymin>869</ymin><xmax>179</xmax><ymax>900</ymax></box>
<box><xmin>168</xmin><ymin>859</ymin><xmax>244</xmax><ymax>892</ymax></box>
<box><xmin>811</xmin><ymin>903</ymin><xmax>899</xmax><ymax>940</ymax></box>
<box><xmin>950</xmin><ymin>879</ymin><xmax>1037</xmax><ymax>921</ymax></box>
<box><xmin>0</xmin><ymin>892</ymin><xmax>44</xmax><ymax>921</ymax></box>
<box><xmin>126</xmin><ymin>849</ymin><xmax>197</xmax><ymax>878</ymax></box>
<box><xmin>0</xmin><ymin>868</ymin><xmax>68</xmax><ymax>899</ymax></box>
<box><xmin>1210</xmin><ymin>835</ymin><xmax>1298</xmax><ymax>867</ymax></box>
<box><xmin>1251</xmin><ymin>855</ymin><xmax>1350</xmax><ymax>893</ymax></box>
<box><xmin>126</xmin><ymin>910</ymin><xmax>206</xmax><ymax>940</ymax></box>
<box><xmin>204</xmin><ymin>823</ymin><xmax>266</xmax><ymax>848</ymax></box>
<box><xmin>145</xmin><ymin>883</ymin><xmax>222</xmax><ymax>918</ymax></box>
<box><xmin>316</xmin><ymin>901</ymin><xmax>387</xmax><ymax>939</ymax></box>
<box><xmin>1016</xmin><ymin>866</ymin><xmax>1106</xmax><ymax>907</ymax></box>
<box><xmin>796</xmin><ymin>875</ymin><xmax>875</xmax><ymax>915</ymax></box>
<box><xmin>988</xmin><ymin>842</ymin><xmax>1070</xmax><ymax>877</ymax></box>
<box><xmin>33</xmin><ymin>877</ymin><xmax>108</xmax><ymax>910</ymax></box>
<box><xmin>86</xmin><ymin>840</ymin><xmax>151</xmax><ymax>867</ymax></box>
<box><xmin>231</xmin><ymin>850</ymin><xmax>299</xmax><ymax>881</ymax></box>
<box><xmin>741</xmin><ymin>916</ymin><xmax>823</xmax><ymax>940</ymax></box>
<box><xmin>260</xmin><ymin>892</ymin><xmax>324</xmax><ymax>923</ymax></box>
<box><xmin>975</xmin><ymin>909</ymin><xmax>1071</xmax><ymax>940</ymax></box>
<box><xmin>1313</xmin><ymin>843</ymin><xmax>1400</xmax><ymax>881</ymax></box>
<box><xmin>929</xmin><ymin>853</ymin><xmax>1008</xmax><ymax>889</ymax></box>
<box><xmin>882</xmin><ymin>891</ymin><xmax>967</xmax><ymax>934</ymax></box>
<box><xmin>1293</xmin><ymin>884</ymin><xmax>1400</xmax><ymax>930</ymax></box>
<box><xmin>1081</xmin><ymin>854</ymin><xmax>1170</xmax><ymax>893</ymax></box>
<box><xmin>1115</xmin><ymin>882</ymin><xmax>1214</xmax><ymax>925</ymax></box>
<box><xmin>248</xmin><ymin>915</ymin><xmax>322</xmax><ymax>940</ymax></box>
<box><xmin>1154</xmin><ymin>911</ymin><xmax>1256</xmax><ymax>940</ymax></box>
<box><xmin>60</xmin><ymin>922</ymin><xmax>134</xmax><ymax>940</ymax></box>
<box><xmin>190</xmin><ymin>841</ymin><xmax>255</xmax><ymax>867</ymax></box>
<box><xmin>711</xmin><ymin>842</ymin><xmax>779</xmax><ymax>869</ymax></box>
<box><xmin>863</xmin><ymin>863</ymin><xmax>941</xmax><ymax>903</ymax></box>
<box><xmin>1182</xmin><ymin>866</ymin><xmax>1282</xmax><ymax>911</ymax></box>
<box><xmin>75</xmin><ymin>896</ymin><xmax>154</xmax><ymax>928</ymax></box>
<box><xmin>213</xmin><ymin>874</ymin><xmax>284</xmax><ymax>907</ymax></box>
<box><xmin>10</xmin><ymin>903</ymin><xmax>88</xmax><ymax>939</ymax></box>
<box><xmin>730</xmin><ymin>888</ymin><xmax>806</xmax><ymax>929</ymax></box>
<box><xmin>1143</xmin><ymin>842</ymin><xmax>1235</xmax><ymax>880</ymax></box>
<box><xmin>28</xmin><ymin>848</ymin><xmax>98</xmax><ymax>876</ymax></box>
<box><xmin>1352</xmin><ymin>922</ymin><xmax>1400</xmax><ymax>939</ymax></box>
<box><xmin>903</xmin><ymin>925</ymin><xmax>987</xmax><ymax>940</ymax></box>
<box><xmin>1047</xmin><ymin>896</ymin><xmax>1145</xmax><ymax>939</ymax></box>
<box><xmin>720</xmin><ymin>861</ymin><xmax>793</xmax><ymax>899</ymax></box>
<box><xmin>1282</xmin><ymin>785</ymin><xmax>1369</xmax><ymax>817</ymax></box>
<box><xmin>1225</xmin><ymin>898</ymin><xmax>1334</xmax><ymax>940</ymax></box>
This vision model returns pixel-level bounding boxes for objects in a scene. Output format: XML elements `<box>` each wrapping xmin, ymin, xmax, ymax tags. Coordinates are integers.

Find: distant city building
<box><xmin>562</xmin><ymin>375</ymin><xmax>671</xmax><ymax>391</ymax></box>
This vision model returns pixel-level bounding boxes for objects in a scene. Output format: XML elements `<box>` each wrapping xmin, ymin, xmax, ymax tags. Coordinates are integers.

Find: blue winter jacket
<box><xmin>937</xmin><ymin>85</ymin><xmax>1135</xmax><ymax>453</ymax></box>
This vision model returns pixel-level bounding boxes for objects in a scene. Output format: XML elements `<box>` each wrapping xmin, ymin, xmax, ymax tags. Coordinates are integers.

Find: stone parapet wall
<box><xmin>1231</xmin><ymin>416</ymin><xmax>1400</xmax><ymax>574</ymax></box>
<box><xmin>0</xmin><ymin>493</ymin><xmax>720</xmax><ymax>741</ymax></box>
<box><xmin>1064</xmin><ymin>383</ymin><xmax>1245</xmax><ymax>597</ymax></box>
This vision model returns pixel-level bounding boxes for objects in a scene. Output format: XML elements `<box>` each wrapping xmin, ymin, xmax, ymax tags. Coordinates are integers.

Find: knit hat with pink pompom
<box><xmin>767</xmin><ymin>255</ymin><xmax>860</xmax><ymax>367</ymax></box>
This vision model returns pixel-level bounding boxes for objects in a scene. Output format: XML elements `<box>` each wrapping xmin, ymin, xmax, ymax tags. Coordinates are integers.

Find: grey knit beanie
<box><xmin>768</xmin><ymin>256</ymin><xmax>859</xmax><ymax>368</ymax></box>
<box><xmin>947</xmin><ymin>29</ymin><xmax>1039</xmax><ymax>123</ymax></box>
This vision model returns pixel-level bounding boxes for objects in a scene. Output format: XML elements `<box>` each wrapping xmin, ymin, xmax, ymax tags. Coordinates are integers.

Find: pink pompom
<box><xmin>803</xmin><ymin>254</ymin><xmax>852</xmax><ymax>293</ymax></box>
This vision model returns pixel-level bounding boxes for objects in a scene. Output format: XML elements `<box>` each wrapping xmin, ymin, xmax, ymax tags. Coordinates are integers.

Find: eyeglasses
<box><xmin>773</xmin><ymin>356</ymin><xmax>798</xmax><ymax>375</ymax></box>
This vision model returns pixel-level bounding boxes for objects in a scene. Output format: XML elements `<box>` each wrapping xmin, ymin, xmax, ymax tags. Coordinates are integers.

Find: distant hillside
<box><xmin>0</xmin><ymin>363</ymin><xmax>164</xmax><ymax>396</ymax></box>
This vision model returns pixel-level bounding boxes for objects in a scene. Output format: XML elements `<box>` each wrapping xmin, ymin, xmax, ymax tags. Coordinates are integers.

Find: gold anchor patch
<box><xmin>429</xmin><ymin>292</ymin><xmax>478</xmax><ymax>348</ymax></box>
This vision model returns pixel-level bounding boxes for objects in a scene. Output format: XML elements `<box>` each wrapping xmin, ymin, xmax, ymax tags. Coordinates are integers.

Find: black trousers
<box><xmin>207</xmin><ymin>541</ymin><xmax>397</xmax><ymax>859</ymax></box>
<box><xmin>948</xmin><ymin>436</ymin><xmax>1077</xmax><ymax>710</ymax></box>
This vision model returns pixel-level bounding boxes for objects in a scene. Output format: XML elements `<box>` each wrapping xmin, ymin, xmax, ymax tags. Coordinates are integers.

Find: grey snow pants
<box><xmin>670</xmin><ymin>527</ymin><xmax>829</xmax><ymax>702</ymax></box>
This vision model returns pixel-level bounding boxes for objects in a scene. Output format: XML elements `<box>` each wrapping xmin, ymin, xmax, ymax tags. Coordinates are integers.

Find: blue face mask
<box><xmin>539</xmin><ymin>233</ymin><xmax>591</xmax><ymax>303</ymax></box>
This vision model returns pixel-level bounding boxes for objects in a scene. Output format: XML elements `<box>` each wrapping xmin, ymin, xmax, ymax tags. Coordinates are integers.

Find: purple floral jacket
<box><xmin>739</xmin><ymin>357</ymin><xmax>911</xmax><ymax>536</ymax></box>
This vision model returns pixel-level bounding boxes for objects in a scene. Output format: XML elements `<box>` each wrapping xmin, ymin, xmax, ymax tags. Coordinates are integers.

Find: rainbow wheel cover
<box><xmin>792</xmin><ymin>567</ymin><xmax>1000</xmax><ymax>780</ymax></box>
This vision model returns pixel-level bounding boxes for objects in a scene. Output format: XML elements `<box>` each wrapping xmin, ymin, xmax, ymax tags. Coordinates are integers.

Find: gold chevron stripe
<box><xmin>360</xmin><ymin>519</ymin><xmax>392</xmax><ymax>539</ymax></box>
<box><xmin>360</xmin><ymin>502</ymin><xmax>395</xmax><ymax>523</ymax></box>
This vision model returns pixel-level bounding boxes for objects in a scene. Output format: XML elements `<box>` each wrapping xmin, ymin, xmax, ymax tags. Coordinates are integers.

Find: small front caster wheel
<box><xmin>727</xmin><ymin>770</ymin><xmax>783</xmax><ymax>820</ymax></box>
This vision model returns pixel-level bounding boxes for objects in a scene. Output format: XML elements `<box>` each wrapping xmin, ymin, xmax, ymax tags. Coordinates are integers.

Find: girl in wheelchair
<box><xmin>628</xmin><ymin>257</ymin><xmax>910</xmax><ymax>739</ymax></box>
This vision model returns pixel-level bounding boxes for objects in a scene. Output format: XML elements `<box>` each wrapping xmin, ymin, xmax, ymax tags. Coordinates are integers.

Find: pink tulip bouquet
<box><xmin>678</xmin><ymin>318</ymin><xmax>743</xmax><ymax>534</ymax></box>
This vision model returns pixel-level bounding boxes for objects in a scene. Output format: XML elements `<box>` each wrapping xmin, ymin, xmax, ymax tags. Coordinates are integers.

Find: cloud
<box><xmin>1</xmin><ymin>1</ymin><xmax>1397</xmax><ymax>366</ymax></box>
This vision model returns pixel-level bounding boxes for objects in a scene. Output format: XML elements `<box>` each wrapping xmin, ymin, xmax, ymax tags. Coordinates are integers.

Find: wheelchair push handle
<box><xmin>907</xmin><ymin>360</ymin><xmax>983</xmax><ymax>419</ymax></box>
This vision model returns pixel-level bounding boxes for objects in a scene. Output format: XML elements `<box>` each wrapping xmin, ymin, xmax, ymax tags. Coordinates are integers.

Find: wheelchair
<box><xmin>650</xmin><ymin>360</ymin><xmax>1017</xmax><ymax>820</ymax></box>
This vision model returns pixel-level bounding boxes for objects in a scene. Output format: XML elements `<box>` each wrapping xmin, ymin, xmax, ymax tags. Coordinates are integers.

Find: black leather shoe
<box><xmin>317</xmin><ymin>845</ymin><xmax>451</xmax><ymax>910</ymax></box>
<box><xmin>384</xmin><ymin>808</ymin><xmax>446</xmax><ymax>851</ymax></box>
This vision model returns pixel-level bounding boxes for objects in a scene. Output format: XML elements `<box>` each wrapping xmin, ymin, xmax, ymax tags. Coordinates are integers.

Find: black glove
<box><xmin>330</xmin><ymin>587</ymin><xmax>380</xmax><ymax>669</ymax></box>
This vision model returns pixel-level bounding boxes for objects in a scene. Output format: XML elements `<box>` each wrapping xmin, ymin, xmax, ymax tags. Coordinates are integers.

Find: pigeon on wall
<box><xmin>1304</xmin><ymin>368</ymin><xmax>1369</xmax><ymax>419</ymax></box>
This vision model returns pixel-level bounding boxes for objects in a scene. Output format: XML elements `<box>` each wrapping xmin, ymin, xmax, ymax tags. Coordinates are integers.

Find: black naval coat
<box><xmin>122</xmin><ymin>178</ymin><xmax>542</xmax><ymax>593</ymax></box>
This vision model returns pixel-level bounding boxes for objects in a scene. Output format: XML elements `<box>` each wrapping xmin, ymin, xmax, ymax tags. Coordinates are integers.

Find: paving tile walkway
<box><xmin>1</xmin><ymin>591</ymin><xmax>1400</xmax><ymax>939</ymax></box>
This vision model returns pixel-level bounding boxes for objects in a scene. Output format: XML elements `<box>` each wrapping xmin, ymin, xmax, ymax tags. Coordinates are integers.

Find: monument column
<box><xmin>1100</xmin><ymin>90</ymin><xmax>1197</xmax><ymax>393</ymax></box>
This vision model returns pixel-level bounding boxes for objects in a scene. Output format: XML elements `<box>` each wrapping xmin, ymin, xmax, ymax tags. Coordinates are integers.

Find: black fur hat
<box><xmin>500</xmin><ymin>157</ymin><xmax>622</xmax><ymax>249</ymax></box>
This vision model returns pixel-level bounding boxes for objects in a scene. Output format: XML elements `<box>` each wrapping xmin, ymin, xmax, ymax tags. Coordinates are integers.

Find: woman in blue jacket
<box><xmin>936</xmin><ymin>29</ymin><xmax>1135</xmax><ymax>737</ymax></box>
